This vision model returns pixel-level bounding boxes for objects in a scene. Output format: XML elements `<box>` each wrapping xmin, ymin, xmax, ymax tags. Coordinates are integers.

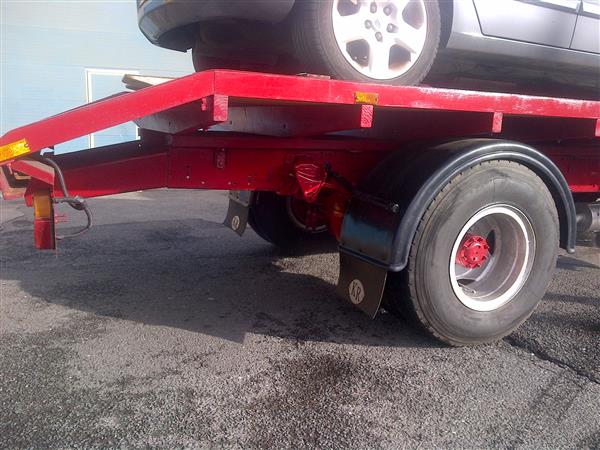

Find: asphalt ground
<box><xmin>1</xmin><ymin>189</ymin><xmax>599</xmax><ymax>448</ymax></box>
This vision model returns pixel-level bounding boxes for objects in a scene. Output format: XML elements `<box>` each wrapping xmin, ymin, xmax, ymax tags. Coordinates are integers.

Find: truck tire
<box><xmin>292</xmin><ymin>0</ymin><xmax>440</xmax><ymax>85</ymax></box>
<box><xmin>384</xmin><ymin>160</ymin><xmax>559</xmax><ymax>346</ymax></box>
<box><xmin>248</xmin><ymin>192</ymin><xmax>328</xmax><ymax>249</ymax></box>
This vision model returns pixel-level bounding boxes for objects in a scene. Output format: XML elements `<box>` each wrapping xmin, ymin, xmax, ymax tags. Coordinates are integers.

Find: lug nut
<box><xmin>375</xmin><ymin>31</ymin><xmax>383</xmax><ymax>41</ymax></box>
<box><xmin>370</xmin><ymin>2</ymin><xmax>377</xmax><ymax>13</ymax></box>
<box><xmin>387</xmin><ymin>23</ymin><xmax>397</xmax><ymax>32</ymax></box>
<box><xmin>365</xmin><ymin>20</ymin><xmax>372</xmax><ymax>28</ymax></box>
<box><xmin>384</xmin><ymin>6</ymin><xmax>392</xmax><ymax>15</ymax></box>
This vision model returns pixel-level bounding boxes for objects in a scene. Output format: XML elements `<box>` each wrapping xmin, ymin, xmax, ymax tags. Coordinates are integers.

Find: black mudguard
<box><xmin>337</xmin><ymin>138</ymin><xmax>577</xmax><ymax>313</ymax></box>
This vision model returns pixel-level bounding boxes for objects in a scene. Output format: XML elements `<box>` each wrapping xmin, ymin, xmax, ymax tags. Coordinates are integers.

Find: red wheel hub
<box><xmin>456</xmin><ymin>234</ymin><xmax>490</xmax><ymax>269</ymax></box>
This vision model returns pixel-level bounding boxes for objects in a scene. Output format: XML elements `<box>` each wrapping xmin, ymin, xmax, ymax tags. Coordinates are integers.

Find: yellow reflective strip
<box><xmin>354</xmin><ymin>91</ymin><xmax>379</xmax><ymax>105</ymax></box>
<box><xmin>0</xmin><ymin>138</ymin><xmax>30</xmax><ymax>162</ymax></box>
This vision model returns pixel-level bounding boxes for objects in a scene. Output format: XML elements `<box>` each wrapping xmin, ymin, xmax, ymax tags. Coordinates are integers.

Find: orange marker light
<box><xmin>33</xmin><ymin>190</ymin><xmax>53</xmax><ymax>219</ymax></box>
<box><xmin>354</xmin><ymin>91</ymin><xmax>379</xmax><ymax>105</ymax></box>
<box><xmin>0</xmin><ymin>139</ymin><xmax>30</xmax><ymax>162</ymax></box>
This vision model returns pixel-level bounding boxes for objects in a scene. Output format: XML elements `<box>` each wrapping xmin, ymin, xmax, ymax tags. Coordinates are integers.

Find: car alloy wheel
<box><xmin>331</xmin><ymin>0</ymin><xmax>428</xmax><ymax>80</ymax></box>
<box><xmin>291</xmin><ymin>0</ymin><xmax>440</xmax><ymax>85</ymax></box>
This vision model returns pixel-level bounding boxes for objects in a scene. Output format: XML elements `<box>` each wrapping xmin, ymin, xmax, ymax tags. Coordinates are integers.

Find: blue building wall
<box><xmin>1</xmin><ymin>0</ymin><xmax>193</xmax><ymax>153</ymax></box>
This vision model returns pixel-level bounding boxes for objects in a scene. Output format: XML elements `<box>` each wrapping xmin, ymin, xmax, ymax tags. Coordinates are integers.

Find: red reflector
<box><xmin>32</xmin><ymin>190</ymin><xmax>56</xmax><ymax>250</ymax></box>
<box><xmin>34</xmin><ymin>218</ymin><xmax>56</xmax><ymax>250</ymax></box>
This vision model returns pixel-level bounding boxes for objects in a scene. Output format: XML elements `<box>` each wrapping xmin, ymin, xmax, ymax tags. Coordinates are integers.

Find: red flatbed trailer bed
<box><xmin>1</xmin><ymin>70</ymin><xmax>599</xmax><ymax>346</ymax></box>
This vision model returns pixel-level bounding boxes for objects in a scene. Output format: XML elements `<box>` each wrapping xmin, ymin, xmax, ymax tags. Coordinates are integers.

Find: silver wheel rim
<box><xmin>449</xmin><ymin>205</ymin><xmax>536</xmax><ymax>312</ymax></box>
<box><xmin>331</xmin><ymin>0</ymin><xmax>428</xmax><ymax>80</ymax></box>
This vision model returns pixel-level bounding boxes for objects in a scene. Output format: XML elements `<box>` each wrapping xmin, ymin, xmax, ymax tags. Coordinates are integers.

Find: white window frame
<box><xmin>85</xmin><ymin>68</ymin><xmax>140</xmax><ymax>148</ymax></box>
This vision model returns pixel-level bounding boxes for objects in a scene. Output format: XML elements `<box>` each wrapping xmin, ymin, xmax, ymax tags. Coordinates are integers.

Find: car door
<box><xmin>472</xmin><ymin>0</ymin><xmax>580</xmax><ymax>49</ymax></box>
<box><xmin>571</xmin><ymin>0</ymin><xmax>600</xmax><ymax>53</ymax></box>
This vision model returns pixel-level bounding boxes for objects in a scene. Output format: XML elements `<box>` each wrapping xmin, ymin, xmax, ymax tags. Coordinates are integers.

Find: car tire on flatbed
<box><xmin>384</xmin><ymin>160</ymin><xmax>559</xmax><ymax>346</ymax></box>
<box><xmin>292</xmin><ymin>0</ymin><xmax>440</xmax><ymax>85</ymax></box>
<box><xmin>192</xmin><ymin>54</ymin><xmax>231</xmax><ymax>73</ymax></box>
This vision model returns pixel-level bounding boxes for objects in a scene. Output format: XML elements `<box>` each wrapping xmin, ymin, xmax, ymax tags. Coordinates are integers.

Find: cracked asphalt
<box><xmin>1</xmin><ymin>189</ymin><xmax>599</xmax><ymax>448</ymax></box>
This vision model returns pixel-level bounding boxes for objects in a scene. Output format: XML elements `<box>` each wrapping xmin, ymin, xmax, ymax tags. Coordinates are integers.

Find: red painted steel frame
<box><xmin>2</xmin><ymin>70</ymin><xmax>600</xmax><ymax>153</ymax></box>
<box><xmin>7</xmin><ymin>135</ymin><xmax>598</xmax><ymax>207</ymax></box>
<box><xmin>38</xmin><ymin>135</ymin><xmax>391</xmax><ymax>198</ymax></box>
<box><xmin>1</xmin><ymin>69</ymin><xmax>599</xmax><ymax>202</ymax></box>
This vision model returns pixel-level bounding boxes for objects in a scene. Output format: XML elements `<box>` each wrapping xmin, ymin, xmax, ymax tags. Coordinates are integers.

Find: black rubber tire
<box><xmin>248</xmin><ymin>191</ymin><xmax>328</xmax><ymax>249</ymax></box>
<box><xmin>192</xmin><ymin>53</ymin><xmax>231</xmax><ymax>72</ymax></box>
<box><xmin>192</xmin><ymin>46</ymin><xmax>296</xmax><ymax>74</ymax></box>
<box><xmin>384</xmin><ymin>160</ymin><xmax>559</xmax><ymax>346</ymax></box>
<box><xmin>291</xmin><ymin>0</ymin><xmax>440</xmax><ymax>85</ymax></box>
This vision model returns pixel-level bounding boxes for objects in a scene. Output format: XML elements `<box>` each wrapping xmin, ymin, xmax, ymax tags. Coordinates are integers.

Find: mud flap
<box><xmin>336</xmin><ymin>252</ymin><xmax>388</xmax><ymax>318</ymax></box>
<box><xmin>223</xmin><ymin>190</ymin><xmax>253</xmax><ymax>236</ymax></box>
<box><xmin>335</xmin><ymin>187</ymin><xmax>399</xmax><ymax>316</ymax></box>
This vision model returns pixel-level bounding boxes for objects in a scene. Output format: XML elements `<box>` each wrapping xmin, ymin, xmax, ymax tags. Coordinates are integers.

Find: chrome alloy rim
<box><xmin>449</xmin><ymin>205</ymin><xmax>536</xmax><ymax>312</ymax></box>
<box><xmin>331</xmin><ymin>0</ymin><xmax>427</xmax><ymax>80</ymax></box>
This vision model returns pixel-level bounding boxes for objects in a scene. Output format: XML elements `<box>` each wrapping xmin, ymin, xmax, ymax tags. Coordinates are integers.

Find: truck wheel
<box><xmin>292</xmin><ymin>0</ymin><xmax>440</xmax><ymax>85</ymax></box>
<box><xmin>248</xmin><ymin>192</ymin><xmax>328</xmax><ymax>248</ymax></box>
<box><xmin>384</xmin><ymin>161</ymin><xmax>559</xmax><ymax>346</ymax></box>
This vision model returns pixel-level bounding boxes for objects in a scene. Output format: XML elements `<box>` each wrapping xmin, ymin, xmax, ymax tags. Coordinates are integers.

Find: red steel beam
<box><xmin>213</xmin><ymin>71</ymin><xmax>600</xmax><ymax>122</ymax></box>
<box><xmin>16</xmin><ymin>135</ymin><xmax>391</xmax><ymax>199</ymax></box>
<box><xmin>542</xmin><ymin>146</ymin><xmax>600</xmax><ymax>194</ymax></box>
<box><xmin>8</xmin><ymin>135</ymin><xmax>594</xmax><ymax>203</ymax></box>
<box><xmin>49</xmin><ymin>147</ymin><xmax>383</xmax><ymax>198</ymax></box>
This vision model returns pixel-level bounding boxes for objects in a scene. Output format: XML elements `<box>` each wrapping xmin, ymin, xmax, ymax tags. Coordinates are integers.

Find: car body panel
<box><xmin>472</xmin><ymin>0</ymin><xmax>578</xmax><ymax>48</ymax></box>
<box><xmin>137</xmin><ymin>0</ymin><xmax>295</xmax><ymax>48</ymax></box>
<box><xmin>445</xmin><ymin>0</ymin><xmax>599</xmax><ymax>71</ymax></box>
<box><xmin>580</xmin><ymin>0</ymin><xmax>600</xmax><ymax>15</ymax></box>
<box><xmin>572</xmin><ymin>15</ymin><xmax>600</xmax><ymax>53</ymax></box>
<box><xmin>572</xmin><ymin>0</ymin><xmax>600</xmax><ymax>53</ymax></box>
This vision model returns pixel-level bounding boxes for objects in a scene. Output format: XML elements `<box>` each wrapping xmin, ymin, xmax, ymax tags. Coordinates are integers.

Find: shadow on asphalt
<box><xmin>543</xmin><ymin>291</ymin><xmax>600</xmax><ymax>308</ymax></box>
<box><xmin>557</xmin><ymin>255</ymin><xmax>600</xmax><ymax>271</ymax></box>
<box><xmin>1</xmin><ymin>217</ymin><xmax>442</xmax><ymax>349</ymax></box>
